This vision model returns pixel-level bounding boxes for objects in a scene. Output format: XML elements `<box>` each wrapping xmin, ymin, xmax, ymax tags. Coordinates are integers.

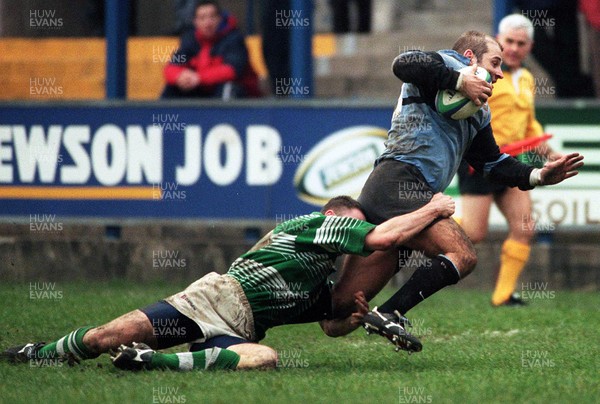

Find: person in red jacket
<box><xmin>162</xmin><ymin>1</ymin><xmax>260</xmax><ymax>99</ymax></box>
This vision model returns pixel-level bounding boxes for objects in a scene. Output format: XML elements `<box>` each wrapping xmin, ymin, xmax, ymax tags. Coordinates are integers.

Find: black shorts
<box><xmin>140</xmin><ymin>300</ymin><xmax>204</xmax><ymax>349</ymax></box>
<box><xmin>457</xmin><ymin>160</ymin><xmax>507</xmax><ymax>196</ymax></box>
<box><xmin>358</xmin><ymin>159</ymin><xmax>434</xmax><ymax>225</ymax></box>
<box><xmin>189</xmin><ymin>335</ymin><xmax>249</xmax><ymax>352</ymax></box>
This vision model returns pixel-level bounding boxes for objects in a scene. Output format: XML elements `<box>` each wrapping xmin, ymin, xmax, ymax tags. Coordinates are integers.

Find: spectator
<box><xmin>330</xmin><ymin>0</ymin><xmax>372</xmax><ymax>33</ymax></box>
<box><xmin>161</xmin><ymin>0</ymin><xmax>260</xmax><ymax>99</ymax></box>
<box><xmin>580</xmin><ymin>0</ymin><xmax>600</xmax><ymax>97</ymax></box>
<box><xmin>515</xmin><ymin>0</ymin><xmax>594</xmax><ymax>97</ymax></box>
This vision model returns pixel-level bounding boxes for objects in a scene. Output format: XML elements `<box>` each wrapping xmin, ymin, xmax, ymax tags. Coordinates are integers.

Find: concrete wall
<box><xmin>2</xmin><ymin>221</ymin><xmax>598</xmax><ymax>291</ymax></box>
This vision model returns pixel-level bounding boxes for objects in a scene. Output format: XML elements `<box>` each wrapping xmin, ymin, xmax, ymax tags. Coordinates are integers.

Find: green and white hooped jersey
<box><xmin>226</xmin><ymin>213</ymin><xmax>375</xmax><ymax>341</ymax></box>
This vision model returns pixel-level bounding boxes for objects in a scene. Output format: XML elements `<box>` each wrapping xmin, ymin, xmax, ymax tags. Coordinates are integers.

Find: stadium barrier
<box><xmin>0</xmin><ymin>99</ymin><xmax>598</xmax><ymax>289</ymax></box>
<box><xmin>0</xmin><ymin>35</ymin><xmax>337</xmax><ymax>100</ymax></box>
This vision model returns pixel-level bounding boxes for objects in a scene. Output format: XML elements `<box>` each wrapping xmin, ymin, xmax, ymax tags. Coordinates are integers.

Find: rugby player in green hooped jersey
<box><xmin>3</xmin><ymin>193</ymin><xmax>455</xmax><ymax>371</ymax></box>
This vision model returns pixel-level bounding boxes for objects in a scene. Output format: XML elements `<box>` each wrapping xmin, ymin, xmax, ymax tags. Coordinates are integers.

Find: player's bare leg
<box><xmin>332</xmin><ymin>249</ymin><xmax>398</xmax><ymax>317</ymax></box>
<box><xmin>490</xmin><ymin>187</ymin><xmax>534</xmax><ymax>305</ymax></box>
<box><xmin>227</xmin><ymin>343</ymin><xmax>278</xmax><ymax>369</ymax></box>
<box><xmin>459</xmin><ymin>194</ymin><xmax>494</xmax><ymax>243</ymax></box>
<box><xmin>3</xmin><ymin>309</ymin><xmax>159</xmax><ymax>364</ymax></box>
<box><xmin>111</xmin><ymin>341</ymin><xmax>277</xmax><ymax>371</ymax></box>
<box><xmin>333</xmin><ymin>217</ymin><xmax>476</xmax><ymax>317</ymax></box>
<box><xmin>83</xmin><ymin>309</ymin><xmax>157</xmax><ymax>353</ymax></box>
<box><xmin>333</xmin><ymin>217</ymin><xmax>477</xmax><ymax>319</ymax></box>
<box><xmin>404</xmin><ymin>217</ymin><xmax>478</xmax><ymax>276</ymax></box>
<box><xmin>495</xmin><ymin>187</ymin><xmax>535</xmax><ymax>244</ymax></box>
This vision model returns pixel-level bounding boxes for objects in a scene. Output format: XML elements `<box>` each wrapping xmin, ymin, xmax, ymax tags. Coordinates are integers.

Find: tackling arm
<box><xmin>319</xmin><ymin>291</ymin><xmax>369</xmax><ymax>337</ymax></box>
<box><xmin>363</xmin><ymin>193</ymin><xmax>455</xmax><ymax>251</ymax></box>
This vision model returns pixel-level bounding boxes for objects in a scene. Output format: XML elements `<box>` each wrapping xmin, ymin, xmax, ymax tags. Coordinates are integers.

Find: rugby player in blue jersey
<box><xmin>332</xmin><ymin>31</ymin><xmax>583</xmax><ymax>327</ymax></box>
<box><xmin>4</xmin><ymin>194</ymin><xmax>455</xmax><ymax>371</ymax></box>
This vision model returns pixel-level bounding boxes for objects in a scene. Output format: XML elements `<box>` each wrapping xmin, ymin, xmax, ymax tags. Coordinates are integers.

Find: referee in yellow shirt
<box><xmin>457</xmin><ymin>14</ymin><xmax>562</xmax><ymax>306</ymax></box>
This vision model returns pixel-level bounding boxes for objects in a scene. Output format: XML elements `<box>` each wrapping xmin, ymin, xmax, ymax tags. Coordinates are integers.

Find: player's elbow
<box><xmin>392</xmin><ymin>51</ymin><xmax>420</xmax><ymax>80</ymax></box>
<box><xmin>365</xmin><ymin>232</ymin><xmax>395</xmax><ymax>252</ymax></box>
<box><xmin>319</xmin><ymin>321</ymin><xmax>345</xmax><ymax>338</ymax></box>
<box><xmin>392</xmin><ymin>54</ymin><xmax>410</xmax><ymax>80</ymax></box>
<box><xmin>320</xmin><ymin>321</ymin><xmax>337</xmax><ymax>337</ymax></box>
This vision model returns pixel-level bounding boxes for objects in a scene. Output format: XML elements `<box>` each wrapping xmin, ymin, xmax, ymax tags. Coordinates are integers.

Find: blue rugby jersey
<box><xmin>378</xmin><ymin>50</ymin><xmax>532</xmax><ymax>192</ymax></box>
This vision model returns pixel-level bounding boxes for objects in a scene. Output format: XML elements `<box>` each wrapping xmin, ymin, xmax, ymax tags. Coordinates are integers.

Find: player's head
<box><xmin>194</xmin><ymin>1</ymin><xmax>222</xmax><ymax>38</ymax></box>
<box><xmin>452</xmin><ymin>30</ymin><xmax>504</xmax><ymax>83</ymax></box>
<box><xmin>497</xmin><ymin>14</ymin><xmax>534</xmax><ymax>70</ymax></box>
<box><xmin>321</xmin><ymin>196</ymin><xmax>366</xmax><ymax>221</ymax></box>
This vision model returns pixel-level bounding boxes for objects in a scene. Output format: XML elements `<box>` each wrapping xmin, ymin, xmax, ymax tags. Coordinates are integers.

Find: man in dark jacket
<box><xmin>162</xmin><ymin>1</ymin><xmax>260</xmax><ymax>99</ymax></box>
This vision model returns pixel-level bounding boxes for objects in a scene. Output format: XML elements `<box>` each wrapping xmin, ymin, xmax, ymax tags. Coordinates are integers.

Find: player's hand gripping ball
<box><xmin>435</xmin><ymin>66</ymin><xmax>492</xmax><ymax>120</ymax></box>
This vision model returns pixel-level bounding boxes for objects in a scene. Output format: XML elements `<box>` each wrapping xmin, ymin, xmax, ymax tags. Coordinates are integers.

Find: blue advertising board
<box><xmin>0</xmin><ymin>101</ymin><xmax>391</xmax><ymax>219</ymax></box>
<box><xmin>0</xmin><ymin>100</ymin><xmax>598</xmax><ymax>224</ymax></box>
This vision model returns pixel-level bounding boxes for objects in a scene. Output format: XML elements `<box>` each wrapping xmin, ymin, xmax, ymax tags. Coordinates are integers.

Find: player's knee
<box><xmin>250</xmin><ymin>346</ymin><xmax>278</xmax><ymax>369</ymax></box>
<box><xmin>466</xmin><ymin>250</ymin><xmax>478</xmax><ymax>273</ymax></box>
<box><xmin>82</xmin><ymin>327</ymin><xmax>109</xmax><ymax>353</ymax></box>
<box><xmin>514</xmin><ymin>219</ymin><xmax>535</xmax><ymax>242</ymax></box>
<box><xmin>458</xmin><ymin>248</ymin><xmax>478</xmax><ymax>277</ymax></box>
<box><xmin>468</xmin><ymin>228</ymin><xmax>488</xmax><ymax>244</ymax></box>
<box><xmin>262</xmin><ymin>346</ymin><xmax>278</xmax><ymax>369</ymax></box>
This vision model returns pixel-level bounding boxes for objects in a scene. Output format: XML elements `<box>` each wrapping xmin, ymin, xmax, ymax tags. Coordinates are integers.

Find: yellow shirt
<box><xmin>488</xmin><ymin>67</ymin><xmax>544</xmax><ymax>147</ymax></box>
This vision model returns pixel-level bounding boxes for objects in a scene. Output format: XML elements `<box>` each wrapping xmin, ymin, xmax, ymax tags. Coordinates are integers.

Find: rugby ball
<box><xmin>435</xmin><ymin>66</ymin><xmax>492</xmax><ymax>120</ymax></box>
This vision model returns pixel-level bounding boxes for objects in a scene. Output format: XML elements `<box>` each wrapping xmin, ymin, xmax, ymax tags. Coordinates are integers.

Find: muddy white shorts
<box><xmin>164</xmin><ymin>272</ymin><xmax>256</xmax><ymax>342</ymax></box>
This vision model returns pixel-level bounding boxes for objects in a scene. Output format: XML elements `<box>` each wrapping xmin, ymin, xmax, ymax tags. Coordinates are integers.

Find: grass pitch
<box><xmin>0</xmin><ymin>281</ymin><xmax>598</xmax><ymax>404</ymax></box>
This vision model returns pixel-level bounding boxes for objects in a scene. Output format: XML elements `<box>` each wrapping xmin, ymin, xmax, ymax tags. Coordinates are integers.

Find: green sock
<box><xmin>38</xmin><ymin>326</ymin><xmax>98</xmax><ymax>360</ymax></box>
<box><xmin>149</xmin><ymin>347</ymin><xmax>240</xmax><ymax>371</ymax></box>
